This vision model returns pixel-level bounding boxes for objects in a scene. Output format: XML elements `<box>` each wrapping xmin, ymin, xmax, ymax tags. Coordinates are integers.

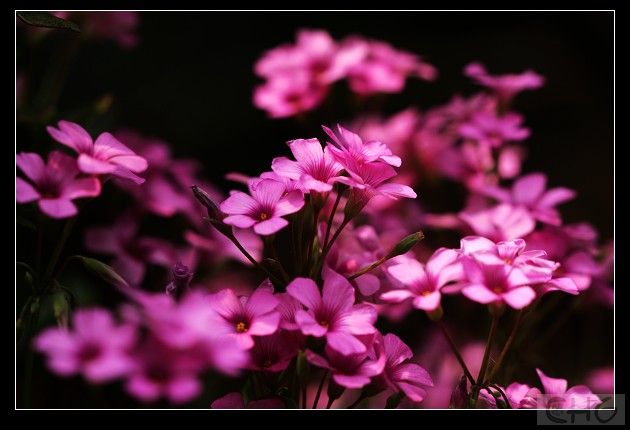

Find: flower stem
<box><xmin>326</xmin><ymin>397</ymin><xmax>335</xmax><ymax>409</ymax></box>
<box><xmin>41</xmin><ymin>216</ymin><xmax>76</xmax><ymax>290</ymax></box>
<box><xmin>437</xmin><ymin>320</ymin><xmax>475</xmax><ymax>385</ymax></box>
<box><xmin>348</xmin><ymin>256</ymin><xmax>387</xmax><ymax>281</ymax></box>
<box><xmin>228</xmin><ymin>232</ymin><xmax>284</xmax><ymax>286</ymax></box>
<box><xmin>348</xmin><ymin>394</ymin><xmax>366</xmax><ymax>409</ymax></box>
<box><xmin>486</xmin><ymin>310</ymin><xmax>525</xmax><ymax>383</ymax></box>
<box><xmin>321</xmin><ymin>216</ymin><xmax>351</xmax><ymax>259</ymax></box>
<box><xmin>470</xmin><ymin>312</ymin><xmax>500</xmax><ymax>407</ymax></box>
<box><xmin>312</xmin><ymin>370</ymin><xmax>329</xmax><ymax>409</ymax></box>
<box><xmin>323</xmin><ymin>190</ymin><xmax>343</xmax><ymax>250</ymax></box>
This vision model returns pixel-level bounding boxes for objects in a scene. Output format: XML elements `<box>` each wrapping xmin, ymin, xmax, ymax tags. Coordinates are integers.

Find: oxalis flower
<box><xmin>464</xmin><ymin>62</ymin><xmax>545</xmax><ymax>103</ymax></box>
<box><xmin>287</xmin><ymin>268</ymin><xmax>378</xmax><ymax>355</ymax></box>
<box><xmin>220</xmin><ymin>178</ymin><xmax>304</xmax><ymax>236</ymax></box>
<box><xmin>323</xmin><ymin>124</ymin><xmax>402</xmax><ymax>169</ymax></box>
<box><xmin>16</xmin><ymin>151</ymin><xmax>101</xmax><ymax>218</ymax></box>
<box><xmin>47</xmin><ymin>120</ymin><xmax>148</xmax><ymax>184</ymax></box>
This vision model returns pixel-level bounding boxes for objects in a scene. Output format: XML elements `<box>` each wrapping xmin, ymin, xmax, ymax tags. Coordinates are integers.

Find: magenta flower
<box><xmin>207</xmin><ymin>287</ymin><xmax>281</xmax><ymax>350</ymax></box>
<box><xmin>306</xmin><ymin>340</ymin><xmax>386</xmax><ymax>389</ymax></box>
<box><xmin>35</xmin><ymin>308</ymin><xmax>136</xmax><ymax>383</ymax></box>
<box><xmin>459</xmin><ymin>112</ymin><xmax>530</xmax><ymax>148</ymax></box>
<box><xmin>220</xmin><ymin>178</ymin><xmax>304</xmax><ymax>235</ymax></box>
<box><xmin>253</xmin><ymin>70</ymin><xmax>327</xmax><ymax>119</ymax></box>
<box><xmin>85</xmin><ymin>214</ymin><xmax>178</xmax><ymax>286</ymax></box>
<box><xmin>534</xmin><ymin>368</ymin><xmax>601</xmax><ymax>409</ymax></box>
<box><xmin>464</xmin><ymin>62</ymin><xmax>545</xmax><ymax>102</ymax></box>
<box><xmin>16</xmin><ymin>151</ymin><xmax>101</xmax><ymax>218</ymax></box>
<box><xmin>460</xmin><ymin>203</ymin><xmax>536</xmax><ymax>242</ymax></box>
<box><xmin>324</xmin><ymin>124</ymin><xmax>402</xmax><ymax>169</ymax></box>
<box><xmin>47</xmin><ymin>120</ymin><xmax>148</xmax><ymax>184</ymax></box>
<box><xmin>483</xmin><ymin>173</ymin><xmax>576</xmax><ymax>226</ymax></box>
<box><xmin>478</xmin><ymin>382</ymin><xmax>539</xmax><ymax>409</ymax></box>
<box><xmin>345</xmin><ymin>39</ymin><xmax>437</xmax><ymax>95</ymax></box>
<box><xmin>382</xmin><ymin>248</ymin><xmax>462</xmax><ymax>311</ymax></box>
<box><xmin>354</xmin><ymin>109</ymin><xmax>420</xmax><ymax>160</ymax></box>
<box><xmin>211</xmin><ymin>392</ymin><xmax>284</xmax><ymax>409</ymax></box>
<box><xmin>287</xmin><ymin>268</ymin><xmax>378</xmax><ymax>355</ymax></box>
<box><xmin>272</xmin><ymin>138</ymin><xmax>344</xmax><ymax>192</ymax></box>
<box><xmin>378</xmin><ymin>334</ymin><xmax>433</xmax><ymax>402</ymax></box>
<box><xmin>247</xmin><ymin>331</ymin><xmax>300</xmax><ymax>372</ymax></box>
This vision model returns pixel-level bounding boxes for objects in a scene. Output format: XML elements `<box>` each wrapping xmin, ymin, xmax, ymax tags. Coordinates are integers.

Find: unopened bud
<box><xmin>166</xmin><ymin>262</ymin><xmax>193</xmax><ymax>300</ymax></box>
<box><xmin>386</xmin><ymin>231</ymin><xmax>425</xmax><ymax>259</ymax></box>
<box><xmin>191</xmin><ymin>185</ymin><xmax>233</xmax><ymax>237</ymax></box>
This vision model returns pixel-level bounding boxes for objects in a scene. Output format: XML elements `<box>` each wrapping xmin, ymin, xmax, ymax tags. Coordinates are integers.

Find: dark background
<box><xmin>16</xmin><ymin>11</ymin><xmax>614</xmax><ymax>408</ymax></box>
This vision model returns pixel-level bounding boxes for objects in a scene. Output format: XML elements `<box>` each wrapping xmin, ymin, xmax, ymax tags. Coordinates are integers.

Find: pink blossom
<box><xmin>16</xmin><ymin>151</ymin><xmax>101</xmax><ymax>218</ymax></box>
<box><xmin>35</xmin><ymin>308</ymin><xmax>136</xmax><ymax>383</ymax></box>
<box><xmin>483</xmin><ymin>173</ymin><xmax>576</xmax><ymax>226</ymax></box>
<box><xmin>306</xmin><ymin>342</ymin><xmax>386</xmax><ymax>389</ymax></box>
<box><xmin>478</xmin><ymin>382</ymin><xmax>539</xmax><ymax>408</ymax></box>
<box><xmin>207</xmin><ymin>287</ymin><xmax>281</xmax><ymax>350</ymax></box>
<box><xmin>534</xmin><ymin>368</ymin><xmax>602</xmax><ymax>409</ymax></box>
<box><xmin>254</xmin><ymin>70</ymin><xmax>327</xmax><ymax>119</ymax></box>
<box><xmin>345</xmin><ymin>39</ymin><xmax>437</xmax><ymax>95</ymax></box>
<box><xmin>324</xmin><ymin>124</ymin><xmax>402</xmax><ymax>169</ymax></box>
<box><xmin>84</xmin><ymin>214</ymin><xmax>178</xmax><ymax>286</ymax></box>
<box><xmin>382</xmin><ymin>248</ymin><xmax>462</xmax><ymax>311</ymax></box>
<box><xmin>220</xmin><ymin>178</ymin><xmax>304</xmax><ymax>235</ymax></box>
<box><xmin>378</xmin><ymin>334</ymin><xmax>433</xmax><ymax>402</ymax></box>
<box><xmin>586</xmin><ymin>367</ymin><xmax>614</xmax><ymax>394</ymax></box>
<box><xmin>459</xmin><ymin>112</ymin><xmax>530</xmax><ymax>148</ymax></box>
<box><xmin>47</xmin><ymin>120</ymin><xmax>148</xmax><ymax>184</ymax></box>
<box><xmin>460</xmin><ymin>203</ymin><xmax>536</xmax><ymax>242</ymax></box>
<box><xmin>354</xmin><ymin>109</ymin><xmax>420</xmax><ymax>160</ymax></box>
<box><xmin>464</xmin><ymin>62</ymin><xmax>545</xmax><ymax>102</ymax></box>
<box><xmin>247</xmin><ymin>331</ymin><xmax>300</xmax><ymax>372</ymax></box>
<box><xmin>271</xmin><ymin>138</ymin><xmax>344</xmax><ymax>192</ymax></box>
<box><xmin>211</xmin><ymin>392</ymin><xmax>284</xmax><ymax>409</ymax></box>
<box><xmin>287</xmin><ymin>268</ymin><xmax>378</xmax><ymax>355</ymax></box>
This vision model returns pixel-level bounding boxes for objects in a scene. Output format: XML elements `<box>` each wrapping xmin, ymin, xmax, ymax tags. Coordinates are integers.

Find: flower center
<box><xmin>236</xmin><ymin>322</ymin><xmax>248</xmax><ymax>333</ymax></box>
<box><xmin>259</xmin><ymin>212</ymin><xmax>269</xmax><ymax>221</ymax></box>
<box><xmin>493</xmin><ymin>287</ymin><xmax>503</xmax><ymax>294</ymax></box>
<box><xmin>421</xmin><ymin>290</ymin><xmax>432</xmax><ymax>297</ymax></box>
<box><xmin>262</xmin><ymin>360</ymin><xmax>273</xmax><ymax>368</ymax></box>
<box><xmin>319</xmin><ymin>320</ymin><xmax>329</xmax><ymax>328</ymax></box>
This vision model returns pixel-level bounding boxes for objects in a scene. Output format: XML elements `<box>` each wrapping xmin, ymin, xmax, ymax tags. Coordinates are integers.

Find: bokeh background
<box><xmin>16</xmin><ymin>11</ymin><xmax>614</xmax><ymax>408</ymax></box>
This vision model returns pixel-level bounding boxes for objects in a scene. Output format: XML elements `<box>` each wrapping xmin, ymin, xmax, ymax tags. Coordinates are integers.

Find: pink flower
<box><xmin>483</xmin><ymin>173</ymin><xmax>576</xmax><ymax>226</ymax></box>
<box><xmin>586</xmin><ymin>367</ymin><xmax>614</xmax><ymax>394</ymax></box>
<box><xmin>534</xmin><ymin>368</ymin><xmax>602</xmax><ymax>409</ymax></box>
<box><xmin>464</xmin><ymin>62</ymin><xmax>545</xmax><ymax>102</ymax></box>
<box><xmin>458</xmin><ymin>236</ymin><xmax>577</xmax><ymax>309</ymax></box>
<box><xmin>207</xmin><ymin>287</ymin><xmax>281</xmax><ymax>350</ymax></box>
<box><xmin>382</xmin><ymin>248</ymin><xmax>462</xmax><ymax>311</ymax></box>
<box><xmin>459</xmin><ymin>112</ymin><xmax>530</xmax><ymax>148</ymax></box>
<box><xmin>16</xmin><ymin>151</ymin><xmax>101</xmax><ymax>218</ymax></box>
<box><xmin>345</xmin><ymin>39</ymin><xmax>437</xmax><ymax>95</ymax></box>
<box><xmin>254</xmin><ymin>70</ymin><xmax>327</xmax><ymax>119</ymax></box>
<box><xmin>220</xmin><ymin>178</ymin><xmax>304</xmax><ymax>235</ymax></box>
<box><xmin>84</xmin><ymin>214</ymin><xmax>178</xmax><ymax>286</ymax></box>
<box><xmin>211</xmin><ymin>392</ymin><xmax>284</xmax><ymax>409</ymax></box>
<box><xmin>478</xmin><ymin>382</ymin><xmax>539</xmax><ymax>408</ymax></box>
<box><xmin>287</xmin><ymin>268</ymin><xmax>378</xmax><ymax>355</ymax></box>
<box><xmin>460</xmin><ymin>203</ymin><xmax>536</xmax><ymax>242</ymax></box>
<box><xmin>247</xmin><ymin>331</ymin><xmax>300</xmax><ymax>372</ymax></box>
<box><xmin>271</xmin><ymin>138</ymin><xmax>344</xmax><ymax>192</ymax></box>
<box><xmin>47</xmin><ymin>120</ymin><xmax>148</xmax><ymax>184</ymax></box>
<box><xmin>306</xmin><ymin>342</ymin><xmax>386</xmax><ymax>389</ymax></box>
<box><xmin>324</xmin><ymin>124</ymin><xmax>402</xmax><ymax>169</ymax></box>
<box><xmin>354</xmin><ymin>109</ymin><xmax>420</xmax><ymax>160</ymax></box>
<box><xmin>378</xmin><ymin>334</ymin><xmax>433</xmax><ymax>402</ymax></box>
<box><xmin>35</xmin><ymin>308</ymin><xmax>136</xmax><ymax>383</ymax></box>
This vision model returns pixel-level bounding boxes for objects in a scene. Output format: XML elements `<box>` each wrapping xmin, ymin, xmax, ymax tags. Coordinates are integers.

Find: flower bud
<box><xmin>165</xmin><ymin>262</ymin><xmax>193</xmax><ymax>300</ymax></box>
<box><xmin>191</xmin><ymin>185</ymin><xmax>233</xmax><ymax>237</ymax></box>
<box><xmin>386</xmin><ymin>231</ymin><xmax>425</xmax><ymax>259</ymax></box>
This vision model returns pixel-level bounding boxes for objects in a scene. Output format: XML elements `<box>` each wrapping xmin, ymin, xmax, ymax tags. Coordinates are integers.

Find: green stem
<box><xmin>348</xmin><ymin>395</ymin><xmax>366</xmax><ymax>409</ymax></box>
<box><xmin>471</xmin><ymin>313</ymin><xmax>500</xmax><ymax>407</ymax></box>
<box><xmin>41</xmin><ymin>216</ymin><xmax>76</xmax><ymax>290</ymax></box>
<box><xmin>326</xmin><ymin>397</ymin><xmax>335</xmax><ymax>409</ymax></box>
<box><xmin>323</xmin><ymin>190</ymin><xmax>343</xmax><ymax>250</ymax></box>
<box><xmin>321</xmin><ymin>216</ymin><xmax>351</xmax><ymax>259</ymax></box>
<box><xmin>486</xmin><ymin>310</ymin><xmax>525</xmax><ymax>382</ymax></box>
<box><xmin>305</xmin><ymin>207</ymin><xmax>321</xmax><ymax>272</ymax></box>
<box><xmin>437</xmin><ymin>320</ymin><xmax>475</xmax><ymax>385</ymax></box>
<box><xmin>22</xmin><ymin>300</ymin><xmax>41</xmax><ymax>408</ymax></box>
<box><xmin>312</xmin><ymin>370</ymin><xmax>328</xmax><ymax>409</ymax></box>
<box><xmin>348</xmin><ymin>256</ymin><xmax>388</xmax><ymax>281</ymax></box>
<box><xmin>228</xmin><ymin>233</ymin><xmax>284</xmax><ymax>286</ymax></box>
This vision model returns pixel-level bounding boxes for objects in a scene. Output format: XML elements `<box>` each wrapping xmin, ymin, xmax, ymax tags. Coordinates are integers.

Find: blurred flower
<box><xmin>534</xmin><ymin>368</ymin><xmax>601</xmax><ymax>409</ymax></box>
<box><xmin>585</xmin><ymin>367</ymin><xmax>614</xmax><ymax>394</ymax></box>
<box><xmin>287</xmin><ymin>268</ymin><xmax>378</xmax><ymax>355</ymax></box>
<box><xmin>458</xmin><ymin>112</ymin><xmax>530</xmax><ymax>148</ymax></box>
<box><xmin>464</xmin><ymin>62</ymin><xmax>545</xmax><ymax>103</ymax></box>
<box><xmin>247</xmin><ymin>331</ymin><xmax>300</xmax><ymax>372</ymax></box>
<box><xmin>47</xmin><ymin>120</ymin><xmax>148</xmax><ymax>184</ymax></box>
<box><xmin>16</xmin><ymin>151</ymin><xmax>101</xmax><ymax>218</ymax></box>
<box><xmin>35</xmin><ymin>308</ymin><xmax>136</xmax><ymax>383</ymax></box>
<box><xmin>460</xmin><ymin>203</ymin><xmax>536</xmax><ymax>242</ymax></box>
<box><xmin>211</xmin><ymin>392</ymin><xmax>284</xmax><ymax>408</ymax></box>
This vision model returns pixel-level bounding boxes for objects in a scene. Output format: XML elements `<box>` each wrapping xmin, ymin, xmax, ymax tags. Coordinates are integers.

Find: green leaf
<box><xmin>16</xmin><ymin>11</ymin><xmax>81</xmax><ymax>32</ymax></box>
<box><xmin>52</xmin><ymin>291</ymin><xmax>70</xmax><ymax>328</ymax></box>
<box><xmin>76</xmin><ymin>256</ymin><xmax>129</xmax><ymax>289</ymax></box>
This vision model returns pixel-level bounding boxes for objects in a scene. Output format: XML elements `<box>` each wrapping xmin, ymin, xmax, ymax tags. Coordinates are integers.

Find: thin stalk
<box><xmin>348</xmin><ymin>395</ymin><xmax>366</xmax><ymax>409</ymax></box>
<box><xmin>228</xmin><ymin>233</ymin><xmax>283</xmax><ymax>286</ymax></box>
<box><xmin>348</xmin><ymin>256</ymin><xmax>388</xmax><ymax>281</ymax></box>
<box><xmin>487</xmin><ymin>310</ymin><xmax>525</xmax><ymax>382</ymax></box>
<box><xmin>471</xmin><ymin>313</ymin><xmax>500</xmax><ymax>407</ymax></box>
<box><xmin>437</xmin><ymin>321</ymin><xmax>475</xmax><ymax>385</ymax></box>
<box><xmin>41</xmin><ymin>217</ymin><xmax>76</xmax><ymax>290</ymax></box>
<box><xmin>321</xmin><ymin>216</ymin><xmax>351</xmax><ymax>259</ymax></box>
<box><xmin>326</xmin><ymin>397</ymin><xmax>335</xmax><ymax>409</ymax></box>
<box><xmin>323</xmin><ymin>191</ymin><xmax>343</xmax><ymax>250</ymax></box>
<box><xmin>312</xmin><ymin>370</ymin><xmax>329</xmax><ymax>409</ymax></box>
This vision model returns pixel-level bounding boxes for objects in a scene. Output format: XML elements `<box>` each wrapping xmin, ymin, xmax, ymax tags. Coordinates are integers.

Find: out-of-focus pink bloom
<box><xmin>85</xmin><ymin>214</ymin><xmax>178</xmax><ymax>286</ymax></box>
<box><xmin>16</xmin><ymin>151</ymin><xmax>101</xmax><ymax>218</ymax></box>
<box><xmin>534</xmin><ymin>368</ymin><xmax>602</xmax><ymax>409</ymax></box>
<box><xmin>460</xmin><ymin>203</ymin><xmax>536</xmax><ymax>242</ymax></box>
<box><xmin>272</xmin><ymin>138</ymin><xmax>343</xmax><ymax>193</ymax></box>
<box><xmin>378</xmin><ymin>333</ymin><xmax>433</xmax><ymax>402</ymax></box>
<box><xmin>345</xmin><ymin>38</ymin><xmax>437</xmax><ymax>95</ymax></box>
<box><xmin>497</xmin><ymin>145</ymin><xmax>525</xmax><ymax>179</ymax></box>
<box><xmin>254</xmin><ymin>70</ymin><xmax>327</xmax><ymax>119</ymax></box>
<box><xmin>306</xmin><ymin>341</ymin><xmax>386</xmax><ymax>389</ymax></box>
<box><xmin>47</xmin><ymin>121</ymin><xmax>148</xmax><ymax>184</ymax></box>
<box><xmin>464</xmin><ymin>62</ymin><xmax>545</xmax><ymax>102</ymax></box>
<box><xmin>287</xmin><ymin>268</ymin><xmax>378</xmax><ymax>355</ymax></box>
<box><xmin>586</xmin><ymin>367</ymin><xmax>614</xmax><ymax>394</ymax></box>
<box><xmin>382</xmin><ymin>248</ymin><xmax>462</xmax><ymax>311</ymax></box>
<box><xmin>207</xmin><ymin>287</ymin><xmax>280</xmax><ymax>350</ymax></box>
<box><xmin>478</xmin><ymin>382</ymin><xmax>539</xmax><ymax>408</ymax></box>
<box><xmin>354</xmin><ymin>109</ymin><xmax>420</xmax><ymax>160</ymax></box>
<box><xmin>483</xmin><ymin>173</ymin><xmax>576</xmax><ymax>226</ymax></box>
<box><xmin>459</xmin><ymin>112</ymin><xmax>530</xmax><ymax>148</ymax></box>
<box><xmin>80</xmin><ymin>12</ymin><xmax>139</xmax><ymax>49</ymax></box>
<box><xmin>211</xmin><ymin>392</ymin><xmax>285</xmax><ymax>409</ymax></box>
<box><xmin>220</xmin><ymin>178</ymin><xmax>304</xmax><ymax>235</ymax></box>
<box><xmin>458</xmin><ymin>236</ymin><xmax>578</xmax><ymax>309</ymax></box>
<box><xmin>324</xmin><ymin>124</ymin><xmax>402</xmax><ymax>168</ymax></box>
<box><xmin>35</xmin><ymin>308</ymin><xmax>136</xmax><ymax>383</ymax></box>
<box><xmin>248</xmin><ymin>331</ymin><xmax>300</xmax><ymax>372</ymax></box>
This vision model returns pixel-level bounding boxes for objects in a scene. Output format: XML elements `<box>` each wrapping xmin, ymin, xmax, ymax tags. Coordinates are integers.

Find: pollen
<box><xmin>259</xmin><ymin>213</ymin><xmax>269</xmax><ymax>220</ymax></box>
<box><xmin>236</xmin><ymin>322</ymin><xmax>248</xmax><ymax>333</ymax></box>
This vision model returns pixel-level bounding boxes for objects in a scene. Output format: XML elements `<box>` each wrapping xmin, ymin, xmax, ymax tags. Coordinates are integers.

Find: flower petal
<box><xmin>38</xmin><ymin>198</ymin><xmax>77</xmax><ymax>219</ymax></box>
<box><xmin>16</xmin><ymin>177</ymin><xmax>40</xmax><ymax>203</ymax></box>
